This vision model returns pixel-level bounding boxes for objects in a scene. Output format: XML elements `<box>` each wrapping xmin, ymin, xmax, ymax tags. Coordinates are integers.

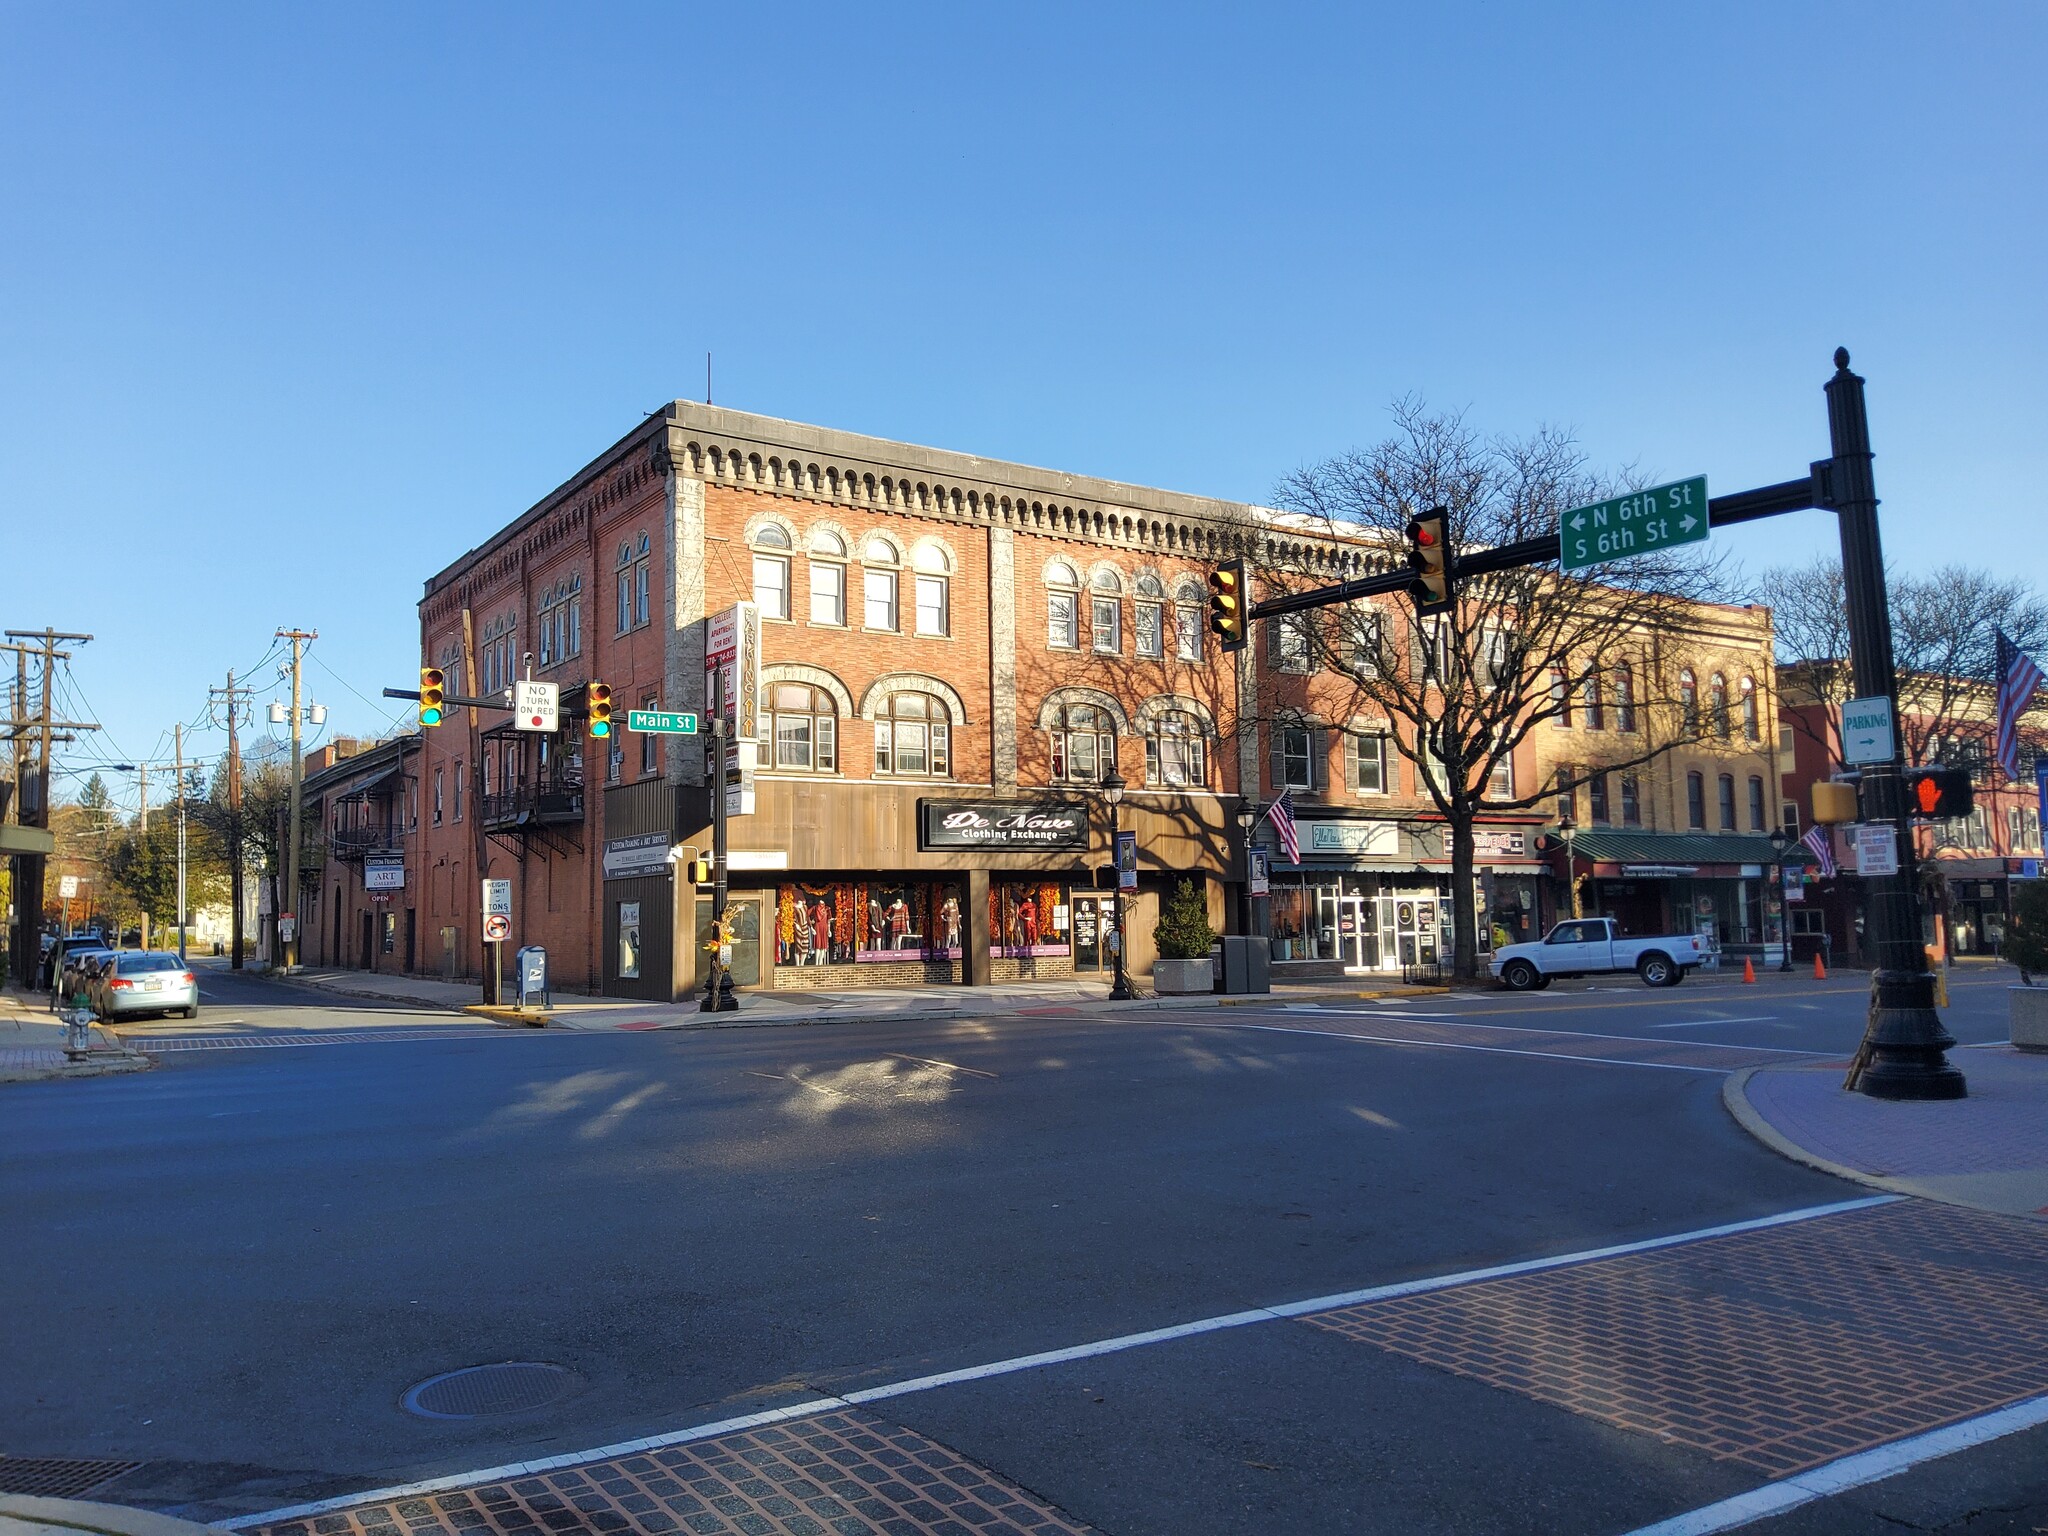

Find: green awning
<box><xmin>1563</xmin><ymin>830</ymin><xmax>1812</xmax><ymax>868</ymax></box>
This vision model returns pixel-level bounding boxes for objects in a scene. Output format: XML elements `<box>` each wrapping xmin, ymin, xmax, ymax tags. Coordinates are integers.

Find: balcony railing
<box><xmin>328</xmin><ymin>825</ymin><xmax>404</xmax><ymax>861</ymax></box>
<box><xmin>480</xmin><ymin>778</ymin><xmax>585</xmax><ymax>831</ymax></box>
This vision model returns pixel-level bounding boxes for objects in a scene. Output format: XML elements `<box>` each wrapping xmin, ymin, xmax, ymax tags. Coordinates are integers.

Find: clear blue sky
<box><xmin>5</xmin><ymin>2</ymin><xmax>2043</xmax><ymax>809</ymax></box>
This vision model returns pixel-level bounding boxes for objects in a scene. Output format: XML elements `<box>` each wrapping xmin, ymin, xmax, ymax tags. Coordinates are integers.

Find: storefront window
<box><xmin>991</xmin><ymin>880</ymin><xmax>1067</xmax><ymax>956</ymax></box>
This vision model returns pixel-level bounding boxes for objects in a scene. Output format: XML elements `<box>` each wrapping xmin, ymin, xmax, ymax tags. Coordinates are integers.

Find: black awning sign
<box><xmin>919</xmin><ymin>800</ymin><xmax>1090</xmax><ymax>852</ymax></box>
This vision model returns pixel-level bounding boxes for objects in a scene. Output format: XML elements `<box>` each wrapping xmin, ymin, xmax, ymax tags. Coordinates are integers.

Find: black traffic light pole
<box><xmin>1232</xmin><ymin>349</ymin><xmax>1962</xmax><ymax>1100</ymax></box>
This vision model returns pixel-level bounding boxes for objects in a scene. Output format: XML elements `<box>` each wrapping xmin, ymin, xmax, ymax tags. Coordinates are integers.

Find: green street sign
<box><xmin>1558</xmin><ymin>475</ymin><xmax>1709</xmax><ymax>573</ymax></box>
<box><xmin>626</xmin><ymin>709</ymin><xmax>699</xmax><ymax>735</ymax></box>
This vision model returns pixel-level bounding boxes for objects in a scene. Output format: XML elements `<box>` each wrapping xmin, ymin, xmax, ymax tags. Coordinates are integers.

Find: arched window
<box><xmin>567</xmin><ymin>574</ymin><xmax>582</xmax><ymax>658</ymax></box>
<box><xmin>873</xmin><ymin>691</ymin><xmax>948</xmax><ymax>777</ymax></box>
<box><xmin>1050</xmin><ymin>703</ymin><xmax>1115</xmax><ymax>785</ymax></box>
<box><xmin>863</xmin><ymin>538</ymin><xmax>900</xmax><ymax>631</ymax></box>
<box><xmin>911</xmin><ymin>544</ymin><xmax>950</xmax><ymax>637</ymax></box>
<box><xmin>1090</xmin><ymin>568</ymin><xmax>1122</xmax><ymax>654</ymax></box>
<box><xmin>1145</xmin><ymin>710</ymin><xmax>1206</xmax><ymax>788</ymax></box>
<box><xmin>1135</xmin><ymin>575</ymin><xmax>1166</xmax><ymax>660</ymax></box>
<box><xmin>1582</xmin><ymin>666</ymin><xmax>1604</xmax><ymax>730</ymax></box>
<box><xmin>766</xmin><ymin>683</ymin><xmax>836</xmax><ymax>773</ymax></box>
<box><xmin>617</xmin><ymin>538</ymin><xmax>650</xmax><ymax>634</ymax></box>
<box><xmin>1686</xmin><ymin>770</ymin><xmax>1706</xmax><ymax>829</ymax></box>
<box><xmin>537</xmin><ymin>590</ymin><xmax>555</xmax><ymax>667</ymax></box>
<box><xmin>808</xmin><ymin>529</ymin><xmax>846</xmax><ymax>626</ymax></box>
<box><xmin>1046</xmin><ymin>560</ymin><xmax>1080</xmax><ymax>650</ymax></box>
<box><xmin>1679</xmin><ymin>668</ymin><xmax>1699</xmax><ymax>730</ymax></box>
<box><xmin>751</xmin><ymin>525</ymin><xmax>792</xmax><ymax>621</ymax></box>
<box><xmin>1740</xmin><ymin>676</ymin><xmax>1759</xmax><ymax>741</ymax></box>
<box><xmin>1615</xmin><ymin>660</ymin><xmax>1637</xmax><ymax>733</ymax></box>
<box><xmin>1717</xmin><ymin>772</ymin><xmax>1737</xmax><ymax>830</ymax></box>
<box><xmin>1710</xmin><ymin>673</ymin><xmax>1730</xmax><ymax>737</ymax></box>
<box><xmin>1175</xmin><ymin>580</ymin><xmax>1205</xmax><ymax>662</ymax></box>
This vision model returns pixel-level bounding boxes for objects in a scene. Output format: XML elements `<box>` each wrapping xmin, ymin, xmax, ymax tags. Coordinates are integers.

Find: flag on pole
<box><xmin>1995</xmin><ymin>629</ymin><xmax>2044</xmax><ymax>781</ymax></box>
<box><xmin>1263</xmin><ymin>789</ymin><xmax>1302</xmax><ymax>865</ymax></box>
<box><xmin>1799</xmin><ymin>823</ymin><xmax>1837</xmax><ymax>878</ymax></box>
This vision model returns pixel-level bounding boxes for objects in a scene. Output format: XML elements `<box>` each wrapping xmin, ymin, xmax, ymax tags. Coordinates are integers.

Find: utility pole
<box><xmin>276</xmin><ymin>628</ymin><xmax>317</xmax><ymax>971</ymax></box>
<box><xmin>210</xmin><ymin>671</ymin><xmax>252</xmax><ymax>969</ymax></box>
<box><xmin>174</xmin><ymin>723</ymin><xmax>188</xmax><ymax>964</ymax></box>
<box><xmin>3</xmin><ymin>629</ymin><xmax>95</xmax><ymax>984</ymax></box>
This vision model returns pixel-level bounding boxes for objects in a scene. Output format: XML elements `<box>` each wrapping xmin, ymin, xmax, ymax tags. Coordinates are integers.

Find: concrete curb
<box><xmin>1721</xmin><ymin>1067</ymin><xmax>1912</xmax><ymax>1198</ymax></box>
<box><xmin>243</xmin><ymin>968</ymin><xmax>471</xmax><ymax>1015</ymax></box>
<box><xmin>0</xmin><ymin>1051</ymin><xmax>156</xmax><ymax>1085</ymax></box>
<box><xmin>0</xmin><ymin>1493</ymin><xmax>227</xmax><ymax>1536</ymax></box>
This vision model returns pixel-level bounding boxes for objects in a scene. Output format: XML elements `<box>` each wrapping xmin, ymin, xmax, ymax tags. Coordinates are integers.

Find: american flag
<box><xmin>1995</xmin><ymin>629</ymin><xmax>2044</xmax><ymax>781</ymax></box>
<box><xmin>1264</xmin><ymin>789</ymin><xmax>1302</xmax><ymax>865</ymax></box>
<box><xmin>1799</xmin><ymin>823</ymin><xmax>1837</xmax><ymax>878</ymax></box>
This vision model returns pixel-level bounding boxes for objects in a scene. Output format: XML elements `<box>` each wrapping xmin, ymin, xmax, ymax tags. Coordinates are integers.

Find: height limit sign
<box><xmin>1559</xmin><ymin>476</ymin><xmax>1708</xmax><ymax>573</ymax></box>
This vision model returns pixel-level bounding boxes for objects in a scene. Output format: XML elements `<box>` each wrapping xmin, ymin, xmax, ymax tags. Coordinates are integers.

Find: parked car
<box><xmin>1490</xmin><ymin>917</ymin><xmax>1708</xmax><ymax>990</ymax></box>
<box><xmin>92</xmin><ymin>950</ymin><xmax>199</xmax><ymax>1020</ymax></box>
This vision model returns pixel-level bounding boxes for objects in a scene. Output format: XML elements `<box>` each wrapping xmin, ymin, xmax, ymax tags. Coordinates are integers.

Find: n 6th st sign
<box><xmin>1559</xmin><ymin>475</ymin><xmax>1708</xmax><ymax>573</ymax></box>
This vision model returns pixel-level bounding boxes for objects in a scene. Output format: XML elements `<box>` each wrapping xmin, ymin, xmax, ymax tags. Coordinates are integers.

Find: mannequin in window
<box><xmin>939</xmin><ymin>891</ymin><xmax>962</xmax><ymax>950</ymax></box>
<box><xmin>886</xmin><ymin>894</ymin><xmax>911</xmax><ymax>948</ymax></box>
<box><xmin>1018</xmin><ymin>893</ymin><xmax>1040</xmax><ymax>949</ymax></box>
<box><xmin>809</xmin><ymin>895</ymin><xmax>830</xmax><ymax>966</ymax></box>
<box><xmin>791</xmin><ymin>901</ymin><xmax>814</xmax><ymax>965</ymax></box>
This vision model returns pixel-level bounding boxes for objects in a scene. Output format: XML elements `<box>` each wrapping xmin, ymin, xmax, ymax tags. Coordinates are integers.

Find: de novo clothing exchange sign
<box><xmin>918</xmin><ymin>799</ymin><xmax>1090</xmax><ymax>852</ymax></box>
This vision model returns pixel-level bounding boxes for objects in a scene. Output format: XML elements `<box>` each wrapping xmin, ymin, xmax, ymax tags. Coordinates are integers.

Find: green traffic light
<box><xmin>421</xmin><ymin>706</ymin><xmax>442</xmax><ymax>726</ymax></box>
<box><xmin>591</xmin><ymin>722</ymin><xmax>610</xmax><ymax>737</ymax></box>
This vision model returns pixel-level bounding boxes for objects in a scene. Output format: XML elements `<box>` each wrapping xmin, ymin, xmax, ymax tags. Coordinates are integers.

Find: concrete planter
<box><xmin>2012</xmin><ymin>985</ymin><xmax>2048</xmax><ymax>1051</ymax></box>
<box><xmin>1153</xmin><ymin>957</ymin><xmax>1213</xmax><ymax>995</ymax></box>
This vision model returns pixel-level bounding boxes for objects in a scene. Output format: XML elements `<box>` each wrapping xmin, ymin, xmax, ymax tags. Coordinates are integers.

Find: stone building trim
<box><xmin>761</xmin><ymin>662</ymin><xmax>856</xmax><ymax>719</ymax></box>
<box><xmin>1135</xmin><ymin>693</ymin><xmax>1220</xmax><ymax>736</ymax></box>
<box><xmin>858</xmin><ymin>672</ymin><xmax>970</xmax><ymax>725</ymax></box>
<box><xmin>1033</xmin><ymin>686</ymin><xmax>1133</xmax><ymax>736</ymax></box>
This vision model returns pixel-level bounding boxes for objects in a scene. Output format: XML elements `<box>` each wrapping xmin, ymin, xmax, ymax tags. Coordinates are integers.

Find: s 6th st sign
<box><xmin>1559</xmin><ymin>476</ymin><xmax>1709</xmax><ymax>573</ymax></box>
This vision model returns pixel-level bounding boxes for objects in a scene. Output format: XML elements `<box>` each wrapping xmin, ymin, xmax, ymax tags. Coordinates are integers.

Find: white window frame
<box><xmin>809</xmin><ymin>560</ymin><xmax>845</xmax><ymax>626</ymax></box>
<box><xmin>753</xmin><ymin>553</ymin><xmax>791</xmax><ymax>621</ymax></box>
<box><xmin>864</xmin><ymin>568</ymin><xmax>899</xmax><ymax>632</ymax></box>
<box><xmin>1174</xmin><ymin>603</ymin><xmax>1202</xmax><ymax>662</ymax></box>
<box><xmin>1091</xmin><ymin>595</ymin><xmax>1121</xmax><ymax>654</ymax></box>
<box><xmin>914</xmin><ymin>574</ymin><xmax>949</xmax><ymax>637</ymax></box>
<box><xmin>1279</xmin><ymin>726</ymin><xmax>1316</xmax><ymax>791</ymax></box>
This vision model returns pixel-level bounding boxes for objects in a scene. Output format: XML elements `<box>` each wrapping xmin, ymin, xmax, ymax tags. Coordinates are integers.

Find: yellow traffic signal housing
<box><xmin>588</xmin><ymin>681</ymin><xmax>612</xmax><ymax>738</ymax></box>
<box><xmin>419</xmin><ymin>667</ymin><xmax>446</xmax><ymax>727</ymax></box>
<box><xmin>689</xmin><ymin>857</ymin><xmax>711</xmax><ymax>884</ymax></box>
<box><xmin>1810</xmin><ymin>781</ymin><xmax>1860</xmax><ymax>825</ymax></box>
<box><xmin>1904</xmin><ymin>765</ymin><xmax>1973</xmax><ymax>819</ymax></box>
<box><xmin>1208</xmin><ymin>559</ymin><xmax>1248</xmax><ymax>652</ymax></box>
<box><xmin>1406</xmin><ymin>508</ymin><xmax>1452</xmax><ymax>614</ymax></box>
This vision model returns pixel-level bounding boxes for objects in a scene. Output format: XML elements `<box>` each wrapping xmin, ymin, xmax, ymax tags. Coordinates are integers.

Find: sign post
<box><xmin>1558</xmin><ymin>476</ymin><xmax>1709</xmax><ymax>573</ymax></box>
<box><xmin>482</xmin><ymin>879</ymin><xmax>512</xmax><ymax>1001</ymax></box>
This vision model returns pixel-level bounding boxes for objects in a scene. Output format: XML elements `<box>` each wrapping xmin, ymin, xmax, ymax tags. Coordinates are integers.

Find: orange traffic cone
<box><xmin>1813</xmin><ymin>953</ymin><xmax>1828</xmax><ymax>980</ymax></box>
<box><xmin>1742</xmin><ymin>957</ymin><xmax>1757</xmax><ymax>984</ymax></box>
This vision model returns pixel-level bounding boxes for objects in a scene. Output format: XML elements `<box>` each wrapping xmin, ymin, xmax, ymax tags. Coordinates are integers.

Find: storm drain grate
<box><xmin>401</xmin><ymin>1363</ymin><xmax>579</xmax><ymax>1419</ymax></box>
<box><xmin>0</xmin><ymin>1456</ymin><xmax>143</xmax><ymax>1498</ymax></box>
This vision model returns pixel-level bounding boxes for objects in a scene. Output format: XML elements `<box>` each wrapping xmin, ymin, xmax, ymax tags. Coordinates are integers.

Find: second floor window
<box><xmin>1718</xmin><ymin>772</ymin><xmax>1737</xmax><ymax>830</ymax></box>
<box><xmin>1135</xmin><ymin>575</ymin><xmax>1165</xmax><ymax>659</ymax></box>
<box><xmin>1144</xmin><ymin>711</ymin><xmax>1206</xmax><ymax>788</ymax></box>
<box><xmin>1687</xmin><ymin>770</ymin><xmax>1706</xmax><ymax>829</ymax></box>
<box><xmin>1347</xmin><ymin>731</ymin><xmax>1388</xmax><ymax>794</ymax></box>
<box><xmin>1588</xmin><ymin>771</ymin><xmax>1610</xmax><ymax>823</ymax></box>
<box><xmin>1091</xmin><ymin>569</ymin><xmax>1122</xmax><ymax>654</ymax></box>
<box><xmin>1175</xmin><ymin>602</ymin><xmax>1202</xmax><ymax>662</ymax></box>
<box><xmin>1748</xmin><ymin>774</ymin><xmax>1766</xmax><ymax>831</ymax></box>
<box><xmin>766</xmin><ymin>683</ymin><xmax>837</xmax><ymax>773</ymax></box>
<box><xmin>642</xmin><ymin>695</ymin><xmax>660</xmax><ymax>775</ymax></box>
<box><xmin>874</xmin><ymin>691</ymin><xmax>948</xmax><ymax>777</ymax></box>
<box><xmin>1621</xmin><ymin>772</ymin><xmax>1641</xmax><ymax>825</ymax></box>
<box><xmin>1050</xmin><ymin>703</ymin><xmax>1115</xmax><ymax>785</ymax></box>
<box><xmin>1276</xmin><ymin>726</ymin><xmax>1320</xmax><ymax>792</ymax></box>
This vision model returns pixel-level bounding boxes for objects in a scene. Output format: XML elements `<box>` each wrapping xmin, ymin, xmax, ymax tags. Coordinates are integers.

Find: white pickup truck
<box><xmin>1490</xmin><ymin>917</ymin><xmax>1708</xmax><ymax>990</ymax></box>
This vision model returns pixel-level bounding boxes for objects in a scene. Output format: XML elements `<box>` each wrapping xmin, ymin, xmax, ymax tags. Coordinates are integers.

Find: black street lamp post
<box><xmin>1236</xmin><ymin>800</ymin><xmax>1259</xmax><ymax>938</ymax></box>
<box><xmin>1103</xmin><ymin>769</ymin><xmax>1132</xmax><ymax>1001</ymax></box>
<box><xmin>1768</xmin><ymin>826</ymin><xmax>1795</xmax><ymax>972</ymax></box>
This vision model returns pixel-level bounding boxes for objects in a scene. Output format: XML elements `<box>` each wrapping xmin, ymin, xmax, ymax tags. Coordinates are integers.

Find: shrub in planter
<box><xmin>1155</xmin><ymin>879</ymin><xmax>1215</xmax><ymax>960</ymax></box>
<box><xmin>2009</xmin><ymin>880</ymin><xmax>2048</xmax><ymax>985</ymax></box>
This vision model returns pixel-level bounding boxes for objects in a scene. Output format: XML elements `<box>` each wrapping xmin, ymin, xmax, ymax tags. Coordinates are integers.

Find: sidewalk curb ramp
<box><xmin>1722</xmin><ymin>1066</ymin><xmax>1914</xmax><ymax>1198</ymax></box>
<box><xmin>0</xmin><ymin>1494</ymin><xmax>228</xmax><ymax>1536</ymax></box>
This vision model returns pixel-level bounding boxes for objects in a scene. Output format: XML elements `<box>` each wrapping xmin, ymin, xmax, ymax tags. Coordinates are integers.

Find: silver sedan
<box><xmin>93</xmin><ymin>951</ymin><xmax>200</xmax><ymax>1020</ymax></box>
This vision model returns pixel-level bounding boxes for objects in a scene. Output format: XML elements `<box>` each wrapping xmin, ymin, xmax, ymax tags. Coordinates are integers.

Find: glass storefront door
<box><xmin>1072</xmin><ymin>894</ymin><xmax>1109</xmax><ymax>972</ymax></box>
<box><xmin>1378</xmin><ymin>894</ymin><xmax>1440</xmax><ymax>967</ymax></box>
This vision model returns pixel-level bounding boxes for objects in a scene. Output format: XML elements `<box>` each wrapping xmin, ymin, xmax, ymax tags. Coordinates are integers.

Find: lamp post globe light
<box><xmin>1102</xmin><ymin>769</ymin><xmax>1132</xmax><ymax>1001</ymax></box>
<box><xmin>1768</xmin><ymin>826</ymin><xmax>1795</xmax><ymax>971</ymax></box>
<box><xmin>1236</xmin><ymin>800</ymin><xmax>1259</xmax><ymax>938</ymax></box>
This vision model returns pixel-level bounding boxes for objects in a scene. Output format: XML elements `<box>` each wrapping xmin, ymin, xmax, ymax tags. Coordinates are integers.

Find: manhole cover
<box><xmin>0</xmin><ymin>1456</ymin><xmax>142</xmax><ymax>1497</ymax></box>
<box><xmin>402</xmin><ymin>1363</ymin><xmax>580</xmax><ymax>1419</ymax></box>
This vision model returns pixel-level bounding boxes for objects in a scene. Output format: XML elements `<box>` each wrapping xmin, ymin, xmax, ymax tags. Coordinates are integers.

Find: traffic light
<box><xmin>689</xmin><ymin>856</ymin><xmax>711</xmax><ymax>884</ymax></box>
<box><xmin>1903</xmin><ymin>765</ymin><xmax>1973</xmax><ymax>819</ymax></box>
<box><xmin>1208</xmin><ymin>559</ymin><xmax>1248</xmax><ymax>652</ymax></box>
<box><xmin>419</xmin><ymin>667</ymin><xmax>445</xmax><ymax>727</ymax></box>
<box><xmin>587</xmin><ymin>681</ymin><xmax>612</xmax><ymax>738</ymax></box>
<box><xmin>1811</xmin><ymin>780</ymin><xmax>1860</xmax><ymax>825</ymax></box>
<box><xmin>1406</xmin><ymin>507</ymin><xmax>1452</xmax><ymax>613</ymax></box>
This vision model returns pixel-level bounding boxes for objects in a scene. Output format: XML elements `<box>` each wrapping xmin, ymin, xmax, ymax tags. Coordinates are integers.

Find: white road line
<box><xmin>1648</xmin><ymin>1016</ymin><xmax>1780</xmax><ymax>1029</ymax></box>
<box><xmin>1295</xmin><ymin>1010</ymin><xmax>1831</xmax><ymax>1056</ymax></box>
<box><xmin>222</xmin><ymin>1195</ymin><xmax>1896</xmax><ymax>1530</ymax></box>
<box><xmin>1619</xmin><ymin>1392</ymin><xmax>2048</xmax><ymax>1536</ymax></box>
<box><xmin>1224</xmin><ymin>1022</ymin><xmax>1733</xmax><ymax>1073</ymax></box>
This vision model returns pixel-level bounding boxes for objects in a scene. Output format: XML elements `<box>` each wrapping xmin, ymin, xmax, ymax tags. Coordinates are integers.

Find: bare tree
<box><xmin>1758</xmin><ymin>559</ymin><xmax>2048</xmax><ymax>774</ymax></box>
<box><xmin>1267</xmin><ymin>400</ymin><xmax>1725</xmax><ymax>981</ymax></box>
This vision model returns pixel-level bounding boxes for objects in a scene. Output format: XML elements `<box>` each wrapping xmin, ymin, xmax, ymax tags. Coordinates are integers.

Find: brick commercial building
<box><xmin>410</xmin><ymin>404</ymin><xmax>1284</xmax><ymax>1000</ymax></box>
<box><xmin>296</xmin><ymin>735</ymin><xmax>421</xmax><ymax>973</ymax></box>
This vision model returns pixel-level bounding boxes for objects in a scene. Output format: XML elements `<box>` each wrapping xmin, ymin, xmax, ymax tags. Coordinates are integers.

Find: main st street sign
<box><xmin>1559</xmin><ymin>475</ymin><xmax>1708</xmax><ymax>573</ymax></box>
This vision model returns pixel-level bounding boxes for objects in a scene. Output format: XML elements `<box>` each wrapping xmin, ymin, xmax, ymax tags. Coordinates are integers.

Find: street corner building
<box><xmin>399</xmin><ymin>403</ymin><xmax>1262</xmax><ymax>999</ymax></box>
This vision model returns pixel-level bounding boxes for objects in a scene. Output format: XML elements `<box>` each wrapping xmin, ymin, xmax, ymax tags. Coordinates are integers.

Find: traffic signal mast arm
<box><xmin>1245</xmin><ymin>475</ymin><xmax>1821</xmax><ymax>622</ymax></box>
<box><xmin>385</xmin><ymin>685</ymin><xmax>518</xmax><ymax>711</ymax></box>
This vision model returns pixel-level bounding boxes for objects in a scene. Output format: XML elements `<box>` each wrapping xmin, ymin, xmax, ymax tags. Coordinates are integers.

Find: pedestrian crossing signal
<box><xmin>419</xmin><ymin>667</ymin><xmax>445</xmax><ymax>727</ymax></box>
<box><xmin>1209</xmin><ymin>559</ymin><xmax>1248</xmax><ymax>652</ymax></box>
<box><xmin>1904</xmin><ymin>764</ymin><xmax>1972</xmax><ymax>819</ymax></box>
<box><xmin>588</xmin><ymin>681</ymin><xmax>612</xmax><ymax>738</ymax></box>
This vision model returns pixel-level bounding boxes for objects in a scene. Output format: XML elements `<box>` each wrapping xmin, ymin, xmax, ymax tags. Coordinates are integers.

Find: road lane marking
<box><xmin>222</xmin><ymin>1195</ymin><xmax>1895</xmax><ymax>1529</ymax></box>
<box><xmin>1619</xmin><ymin>1392</ymin><xmax>2048</xmax><ymax>1536</ymax></box>
<box><xmin>1287</xmin><ymin>1011</ymin><xmax>1831</xmax><ymax>1056</ymax></box>
<box><xmin>1226</xmin><ymin>1022</ymin><xmax>1730</xmax><ymax>1073</ymax></box>
<box><xmin>1648</xmin><ymin>1016</ymin><xmax>1780</xmax><ymax>1029</ymax></box>
<box><xmin>888</xmin><ymin>1051</ymin><xmax>998</xmax><ymax>1078</ymax></box>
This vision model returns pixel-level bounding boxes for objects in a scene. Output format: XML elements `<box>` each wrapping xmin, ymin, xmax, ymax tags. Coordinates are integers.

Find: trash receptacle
<box><xmin>514</xmin><ymin>945</ymin><xmax>549</xmax><ymax>1014</ymax></box>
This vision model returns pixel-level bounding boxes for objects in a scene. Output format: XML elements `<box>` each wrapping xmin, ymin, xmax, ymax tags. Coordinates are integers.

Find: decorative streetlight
<box><xmin>1236</xmin><ymin>799</ymin><xmax>1260</xmax><ymax>938</ymax></box>
<box><xmin>1102</xmin><ymin>769</ymin><xmax>1132</xmax><ymax>1000</ymax></box>
<box><xmin>1768</xmin><ymin>825</ymin><xmax>1795</xmax><ymax>971</ymax></box>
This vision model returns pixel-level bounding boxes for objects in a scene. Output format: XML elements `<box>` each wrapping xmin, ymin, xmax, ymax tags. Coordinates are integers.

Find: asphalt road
<box><xmin>2</xmin><ymin>967</ymin><xmax>2041</xmax><ymax>1535</ymax></box>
